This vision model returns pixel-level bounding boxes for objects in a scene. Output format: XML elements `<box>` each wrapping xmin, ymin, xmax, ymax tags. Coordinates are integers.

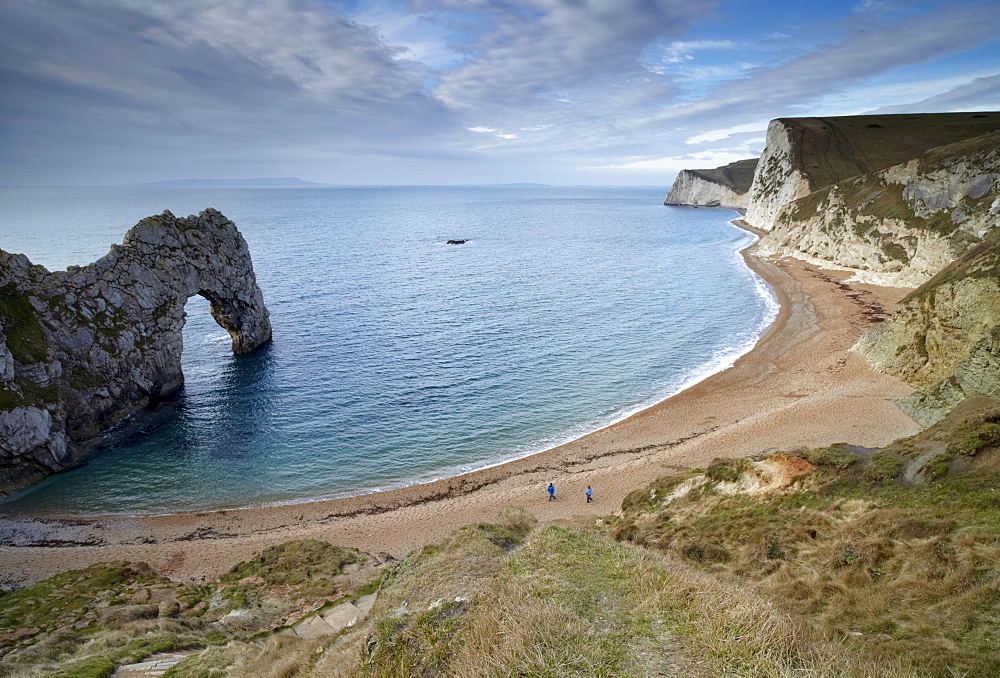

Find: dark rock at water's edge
<box><xmin>0</xmin><ymin>209</ymin><xmax>272</xmax><ymax>496</ymax></box>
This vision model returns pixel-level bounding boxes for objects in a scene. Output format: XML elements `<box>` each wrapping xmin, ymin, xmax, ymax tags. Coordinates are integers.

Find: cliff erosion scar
<box><xmin>0</xmin><ymin>209</ymin><xmax>271</xmax><ymax>496</ymax></box>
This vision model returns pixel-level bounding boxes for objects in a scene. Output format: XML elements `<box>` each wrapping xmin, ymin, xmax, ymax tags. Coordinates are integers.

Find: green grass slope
<box><xmin>0</xmin><ymin>541</ymin><xmax>379</xmax><ymax>677</ymax></box>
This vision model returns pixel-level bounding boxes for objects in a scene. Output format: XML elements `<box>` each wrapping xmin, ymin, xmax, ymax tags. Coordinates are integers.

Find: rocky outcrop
<box><xmin>744</xmin><ymin>118</ymin><xmax>871</xmax><ymax>231</ymax></box>
<box><xmin>664</xmin><ymin>158</ymin><xmax>757</xmax><ymax>209</ymax></box>
<box><xmin>853</xmin><ymin>229</ymin><xmax>1000</xmax><ymax>426</ymax></box>
<box><xmin>758</xmin><ymin>130</ymin><xmax>1000</xmax><ymax>286</ymax></box>
<box><xmin>0</xmin><ymin>209</ymin><xmax>271</xmax><ymax>495</ymax></box>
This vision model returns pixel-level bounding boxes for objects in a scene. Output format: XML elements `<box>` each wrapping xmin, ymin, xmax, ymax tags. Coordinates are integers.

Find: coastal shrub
<box><xmin>100</xmin><ymin>604</ymin><xmax>160</xmax><ymax>626</ymax></box>
<box><xmin>6</xmin><ymin>629</ymin><xmax>83</xmax><ymax>665</ymax></box>
<box><xmin>705</xmin><ymin>457</ymin><xmax>747</xmax><ymax>483</ymax></box>
<box><xmin>680</xmin><ymin>539</ymin><xmax>731</xmax><ymax>563</ymax></box>
<box><xmin>862</xmin><ymin>451</ymin><xmax>905</xmax><ymax>484</ymax></box>
<box><xmin>365</xmin><ymin>606</ymin><xmax>462</xmax><ymax>677</ymax></box>
<box><xmin>220</xmin><ymin>540</ymin><xmax>357</xmax><ymax>586</ymax></box>
<box><xmin>0</xmin><ymin>283</ymin><xmax>49</xmax><ymax>364</ymax></box>
<box><xmin>47</xmin><ymin>655</ymin><xmax>117</xmax><ymax>678</ymax></box>
<box><xmin>950</xmin><ymin>423</ymin><xmax>1000</xmax><ymax>456</ymax></box>
<box><xmin>920</xmin><ymin>453</ymin><xmax>954</xmax><ymax>481</ymax></box>
<box><xmin>801</xmin><ymin>445</ymin><xmax>859</xmax><ymax>469</ymax></box>
<box><xmin>765</xmin><ymin>535</ymin><xmax>786</xmax><ymax>560</ymax></box>
<box><xmin>474</xmin><ymin>504</ymin><xmax>537</xmax><ymax>550</ymax></box>
<box><xmin>158</xmin><ymin>601</ymin><xmax>181</xmax><ymax>618</ymax></box>
<box><xmin>611</xmin><ymin>519</ymin><xmax>639</xmax><ymax>542</ymax></box>
<box><xmin>619</xmin><ymin>487</ymin><xmax>657</xmax><ymax>512</ymax></box>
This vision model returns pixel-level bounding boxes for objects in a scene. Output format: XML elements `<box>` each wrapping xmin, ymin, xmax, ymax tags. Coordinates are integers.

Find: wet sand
<box><xmin>0</xmin><ymin>235</ymin><xmax>921</xmax><ymax>587</ymax></box>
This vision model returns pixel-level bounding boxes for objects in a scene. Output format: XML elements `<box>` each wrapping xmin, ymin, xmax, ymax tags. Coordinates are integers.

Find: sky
<box><xmin>1</xmin><ymin>0</ymin><xmax>998</xmax><ymax>186</ymax></box>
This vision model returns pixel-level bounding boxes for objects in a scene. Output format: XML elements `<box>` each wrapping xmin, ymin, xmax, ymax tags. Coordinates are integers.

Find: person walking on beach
<box><xmin>547</xmin><ymin>483</ymin><xmax>555</xmax><ymax>501</ymax></box>
<box><xmin>585</xmin><ymin>486</ymin><xmax>593</xmax><ymax>503</ymax></box>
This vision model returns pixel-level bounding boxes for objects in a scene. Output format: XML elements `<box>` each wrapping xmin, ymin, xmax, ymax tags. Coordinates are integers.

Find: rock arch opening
<box><xmin>0</xmin><ymin>209</ymin><xmax>272</xmax><ymax>495</ymax></box>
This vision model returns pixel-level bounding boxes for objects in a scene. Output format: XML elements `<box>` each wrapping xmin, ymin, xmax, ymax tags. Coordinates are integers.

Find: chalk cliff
<box><xmin>743</xmin><ymin>112</ymin><xmax>1000</xmax><ymax>232</ymax></box>
<box><xmin>853</xmin><ymin>229</ymin><xmax>1000</xmax><ymax>426</ymax></box>
<box><xmin>0</xmin><ymin>209</ymin><xmax>271</xmax><ymax>495</ymax></box>
<box><xmin>757</xmin><ymin>130</ymin><xmax>1000</xmax><ymax>286</ymax></box>
<box><xmin>667</xmin><ymin>111</ymin><xmax>1000</xmax><ymax>425</ymax></box>
<box><xmin>664</xmin><ymin>158</ymin><xmax>757</xmax><ymax>209</ymax></box>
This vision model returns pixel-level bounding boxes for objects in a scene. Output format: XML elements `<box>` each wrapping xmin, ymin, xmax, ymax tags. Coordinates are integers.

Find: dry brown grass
<box><xmin>293</xmin><ymin>512</ymin><xmax>901</xmax><ymax>677</ymax></box>
<box><xmin>610</xmin><ymin>400</ymin><xmax>1000</xmax><ymax>677</ymax></box>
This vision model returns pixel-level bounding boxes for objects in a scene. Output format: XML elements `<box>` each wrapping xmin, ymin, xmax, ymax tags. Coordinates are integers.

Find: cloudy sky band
<box><xmin>1</xmin><ymin>0</ymin><xmax>998</xmax><ymax>185</ymax></box>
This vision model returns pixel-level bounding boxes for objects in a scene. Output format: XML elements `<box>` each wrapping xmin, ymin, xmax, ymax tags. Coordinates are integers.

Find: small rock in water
<box><xmin>446</xmin><ymin>239</ymin><xmax>467</xmax><ymax>245</ymax></box>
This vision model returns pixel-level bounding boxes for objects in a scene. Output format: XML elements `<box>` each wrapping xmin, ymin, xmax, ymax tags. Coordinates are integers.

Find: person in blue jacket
<box><xmin>585</xmin><ymin>486</ymin><xmax>593</xmax><ymax>503</ymax></box>
<box><xmin>547</xmin><ymin>483</ymin><xmax>555</xmax><ymax>501</ymax></box>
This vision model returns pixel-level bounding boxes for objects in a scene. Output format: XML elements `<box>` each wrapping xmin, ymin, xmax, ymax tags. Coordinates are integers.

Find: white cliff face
<box><xmin>743</xmin><ymin>121</ymin><xmax>815</xmax><ymax>231</ymax></box>
<box><xmin>758</xmin><ymin>131</ymin><xmax>1000</xmax><ymax>287</ymax></box>
<box><xmin>0</xmin><ymin>209</ymin><xmax>271</xmax><ymax>495</ymax></box>
<box><xmin>664</xmin><ymin>171</ymin><xmax>749</xmax><ymax>209</ymax></box>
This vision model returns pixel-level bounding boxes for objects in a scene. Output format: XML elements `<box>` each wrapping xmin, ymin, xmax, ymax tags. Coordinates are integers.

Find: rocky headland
<box><xmin>0</xmin><ymin>209</ymin><xmax>271</xmax><ymax>496</ymax></box>
<box><xmin>760</xmin><ymin>129</ymin><xmax>1000</xmax><ymax>286</ymax></box>
<box><xmin>663</xmin><ymin>157</ymin><xmax>758</xmax><ymax>209</ymax></box>
<box><xmin>666</xmin><ymin>111</ymin><xmax>1000</xmax><ymax>424</ymax></box>
<box><xmin>743</xmin><ymin>112</ymin><xmax>1000</xmax><ymax>233</ymax></box>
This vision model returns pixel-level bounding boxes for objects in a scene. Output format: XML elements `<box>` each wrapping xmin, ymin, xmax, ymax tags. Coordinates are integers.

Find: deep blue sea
<box><xmin>0</xmin><ymin>185</ymin><xmax>776</xmax><ymax>515</ymax></box>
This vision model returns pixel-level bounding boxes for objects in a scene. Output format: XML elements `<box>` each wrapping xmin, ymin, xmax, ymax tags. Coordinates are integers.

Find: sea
<box><xmin>0</xmin><ymin>185</ymin><xmax>777</xmax><ymax>516</ymax></box>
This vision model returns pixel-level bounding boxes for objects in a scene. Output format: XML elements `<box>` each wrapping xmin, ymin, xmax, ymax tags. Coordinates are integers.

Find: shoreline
<box><xmin>236</xmin><ymin>221</ymin><xmax>780</xmax><ymax>517</ymax></box>
<box><xmin>0</xmin><ymin>229</ymin><xmax>922</xmax><ymax>587</ymax></box>
<box><xmin>1</xmin><ymin>217</ymin><xmax>775</xmax><ymax>520</ymax></box>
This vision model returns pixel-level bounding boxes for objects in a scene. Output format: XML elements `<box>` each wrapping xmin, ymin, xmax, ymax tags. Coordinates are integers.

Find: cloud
<box><xmin>870</xmin><ymin>73</ymin><xmax>1000</xmax><ymax>113</ymax></box>
<box><xmin>1</xmin><ymin>0</ymin><xmax>997</xmax><ymax>185</ymax></box>
<box><xmin>645</xmin><ymin>4</ymin><xmax>1000</xmax><ymax>130</ymax></box>
<box><xmin>585</xmin><ymin>149</ymin><xmax>758</xmax><ymax>172</ymax></box>
<box><xmin>657</xmin><ymin>39</ymin><xmax>738</xmax><ymax>65</ymax></box>
<box><xmin>0</xmin><ymin>0</ymin><xmax>457</xmax><ymax>181</ymax></box>
<box><xmin>686</xmin><ymin>122</ymin><xmax>770</xmax><ymax>145</ymax></box>
<box><xmin>426</xmin><ymin>0</ymin><xmax>707</xmax><ymax>118</ymax></box>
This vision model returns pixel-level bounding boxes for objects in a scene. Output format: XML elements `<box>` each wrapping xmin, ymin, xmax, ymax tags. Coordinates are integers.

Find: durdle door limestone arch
<box><xmin>0</xmin><ymin>208</ymin><xmax>271</xmax><ymax>496</ymax></box>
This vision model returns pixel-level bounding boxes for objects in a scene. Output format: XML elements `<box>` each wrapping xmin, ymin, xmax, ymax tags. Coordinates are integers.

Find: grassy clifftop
<box><xmin>781</xmin><ymin>112</ymin><xmax>1000</xmax><ymax>193</ymax></box>
<box><xmin>4</xmin><ymin>399</ymin><xmax>999</xmax><ymax>677</ymax></box>
<box><xmin>819</xmin><ymin>112</ymin><xmax>1000</xmax><ymax>174</ymax></box>
<box><xmin>686</xmin><ymin>158</ymin><xmax>759</xmax><ymax>194</ymax></box>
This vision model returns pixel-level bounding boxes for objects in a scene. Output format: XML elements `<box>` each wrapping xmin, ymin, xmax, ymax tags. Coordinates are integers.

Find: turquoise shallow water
<box><xmin>0</xmin><ymin>186</ymin><xmax>776</xmax><ymax>515</ymax></box>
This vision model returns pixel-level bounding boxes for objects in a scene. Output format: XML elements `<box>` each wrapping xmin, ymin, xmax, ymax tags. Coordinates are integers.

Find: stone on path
<box><xmin>111</xmin><ymin>650</ymin><xmax>200</xmax><ymax>677</ymax></box>
<box><xmin>292</xmin><ymin>593</ymin><xmax>379</xmax><ymax>639</ymax></box>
